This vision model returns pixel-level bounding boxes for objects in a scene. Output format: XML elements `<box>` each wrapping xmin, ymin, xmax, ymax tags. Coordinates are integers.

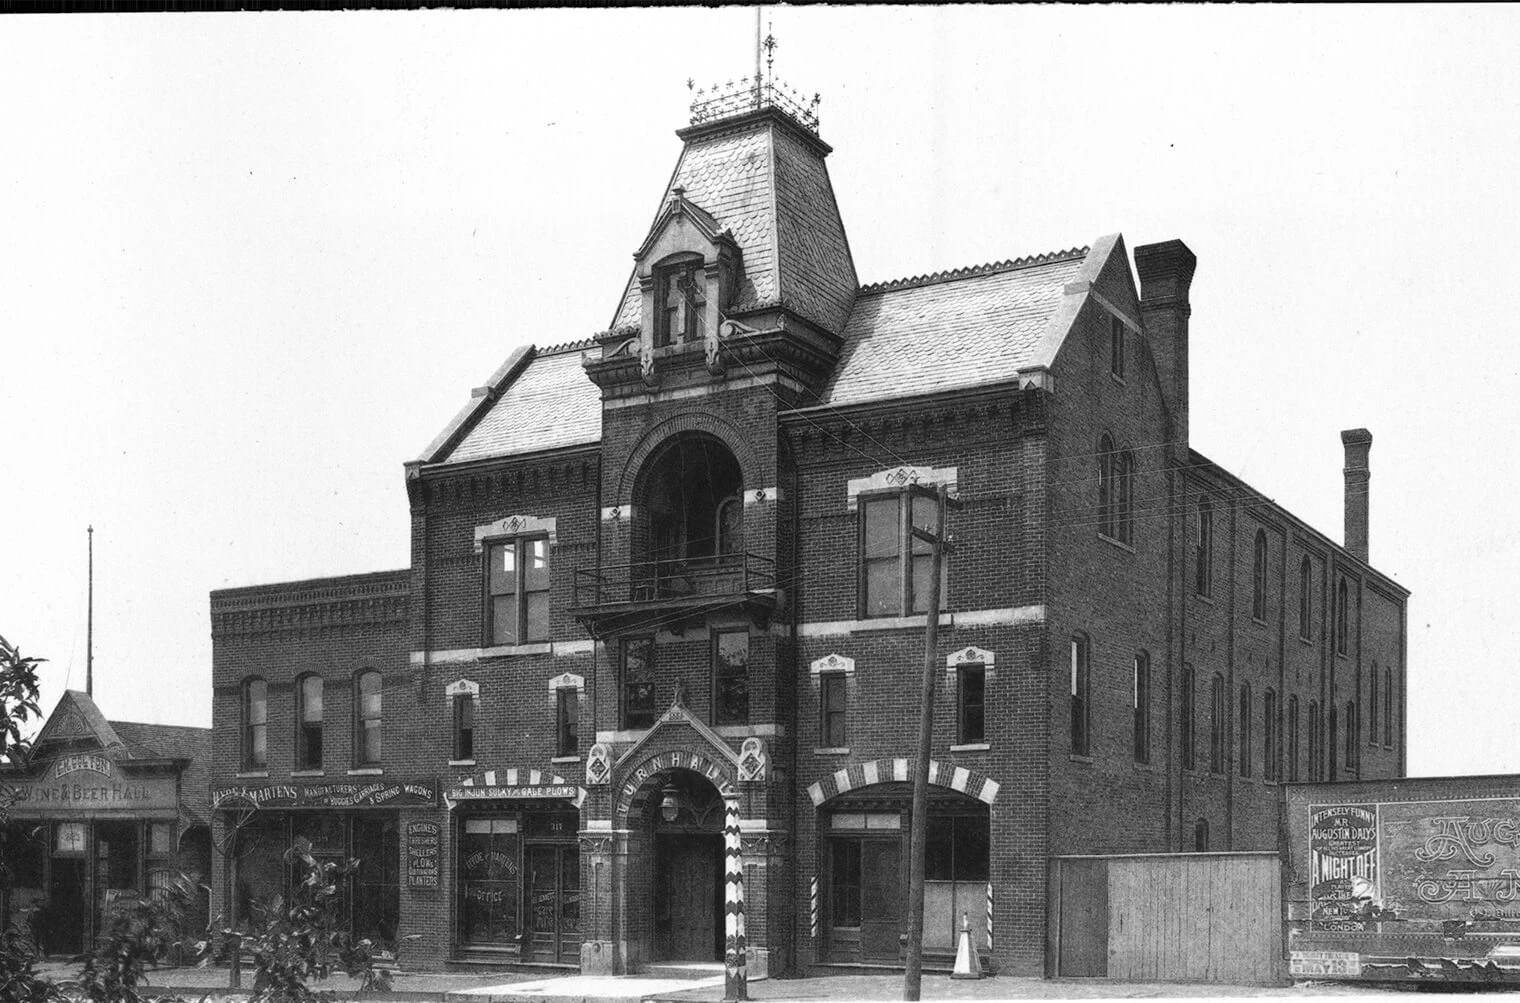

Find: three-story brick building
<box><xmin>208</xmin><ymin>86</ymin><xmax>1408</xmax><ymax>978</ymax></box>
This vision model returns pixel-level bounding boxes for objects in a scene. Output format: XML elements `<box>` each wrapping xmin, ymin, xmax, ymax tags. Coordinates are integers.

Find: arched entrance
<box><xmin>637</xmin><ymin>767</ymin><xmax>727</xmax><ymax>962</ymax></box>
<box><xmin>632</xmin><ymin>433</ymin><xmax>743</xmax><ymax>599</ymax></box>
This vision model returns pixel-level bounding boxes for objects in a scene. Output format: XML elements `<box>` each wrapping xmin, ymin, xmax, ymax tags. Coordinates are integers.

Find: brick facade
<box><xmin>206</xmin><ymin>100</ymin><xmax>1408</xmax><ymax>979</ymax></box>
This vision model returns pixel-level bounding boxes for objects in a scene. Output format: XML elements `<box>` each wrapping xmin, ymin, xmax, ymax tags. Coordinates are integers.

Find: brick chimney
<box><xmin>1341</xmin><ymin>428</ymin><xmax>1373</xmax><ymax>562</ymax></box>
<box><xmin>1134</xmin><ymin>240</ymin><xmax>1198</xmax><ymax>449</ymax></box>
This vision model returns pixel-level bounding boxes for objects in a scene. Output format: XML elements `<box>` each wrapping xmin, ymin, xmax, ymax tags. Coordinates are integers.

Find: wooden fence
<box><xmin>1048</xmin><ymin>852</ymin><xmax>1284</xmax><ymax>984</ymax></box>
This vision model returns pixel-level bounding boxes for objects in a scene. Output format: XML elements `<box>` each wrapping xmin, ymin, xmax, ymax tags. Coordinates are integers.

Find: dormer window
<box><xmin>656</xmin><ymin>257</ymin><xmax>705</xmax><ymax>347</ymax></box>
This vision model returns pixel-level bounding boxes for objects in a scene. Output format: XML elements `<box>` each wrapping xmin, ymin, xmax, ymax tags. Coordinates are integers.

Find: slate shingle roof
<box><xmin>110</xmin><ymin>720</ymin><xmax>213</xmax><ymax>823</ymax></box>
<box><xmin>817</xmin><ymin>251</ymin><xmax>1089</xmax><ymax>407</ymax></box>
<box><xmin>444</xmin><ymin>342</ymin><xmax>602</xmax><ymax>464</ymax></box>
<box><xmin>611</xmin><ymin>112</ymin><xmax>857</xmax><ymax>335</ymax></box>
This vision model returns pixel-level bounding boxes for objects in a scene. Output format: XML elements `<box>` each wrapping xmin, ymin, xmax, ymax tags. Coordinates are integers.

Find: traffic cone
<box><xmin>951</xmin><ymin>911</ymin><xmax>983</xmax><ymax>980</ymax></box>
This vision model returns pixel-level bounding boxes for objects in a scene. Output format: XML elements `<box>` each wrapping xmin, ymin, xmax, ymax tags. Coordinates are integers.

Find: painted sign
<box><xmin>406</xmin><ymin>820</ymin><xmax>441</xmax><ymax>889</ymax></box>
<box><xmin>1287</xmin><ymin>781</ymin><xmax>1520</xmax><ymax>982</ymax></box>
<box><xmin>8</xmin><ymin>772</ymin><xmax>176</xmax><ymax>813</ymax></box>
<box><xmin>1310</xmin><ymin>805</ymin><xmax>1381</xmax><ymax>931</ymax></box>
<box><xmin>1289</xmin><ymin>951</ymin><xmax>1360</xmax><ymax>976</ymax></box>
<box><xmin>211</xmin><ymin>780</ymin><xmax>438</xmax><ymax>810</ymax></box>
<box><xmin>54</xmin><ymin>754</ymin><xmax>112</xmax><ymax>779</ymax></box>
<box><xmin>446</xmin><ymin>784</ymin><xmax>579</xmax><ymax>802</ymax></box>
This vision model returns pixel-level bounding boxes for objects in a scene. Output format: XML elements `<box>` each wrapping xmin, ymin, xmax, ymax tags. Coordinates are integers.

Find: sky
<box><xmin>2</xmin><ymin>6</ymin><xmax>1517</xmax><ymax>779</ymax></box>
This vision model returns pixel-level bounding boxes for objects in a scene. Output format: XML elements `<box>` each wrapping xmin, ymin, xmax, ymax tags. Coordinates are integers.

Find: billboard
<box><xmin>1285</xmin><ymin>778</ymin><xmax>1520</xmax><ymax>981</ymax></box>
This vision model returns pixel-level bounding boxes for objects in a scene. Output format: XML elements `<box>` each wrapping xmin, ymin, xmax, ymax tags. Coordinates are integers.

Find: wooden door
<box><xmin>859</xmin><ymin>839</ymin><xmax>904</xmax><ymax>962</ymax></box>
<box><xmin>657</xmin><ymin>834</ymin><xmax>719</xmax><ymax>960</ymax></box>
<box><xmin>523</xmin><ymin>844</ymin><xmax>582</xmax><ymax>965</ymax></box>
<box><xmin>1056</xmin><ymin>858</ymin><xmax>1109</xmax><ymax>977</ymax></box>
<box><xmin>47</xmin><ymin>857</ymin><xmax>88</xmax><ymax>955</ymax></box>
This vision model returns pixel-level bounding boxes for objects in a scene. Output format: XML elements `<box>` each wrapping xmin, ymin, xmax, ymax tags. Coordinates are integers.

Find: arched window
<box><xmin>1209</xmin><ymin>672</ymin><xmax>1225</xmax><ymax>773</ymax></box>
<box><xmin>1384</xmin><ymin>667</ymin><xmax>1394</xmax><ymax>750</ymax></box>
<box><xmin>296</xmin><ymin>674</ymin><xmax>323</xmax><ymax>771</ymax></box>
<box><xmin>1133</xmin><ymin>651</ymin><xmax>1150</xmax><ymax>764</ymax></box>
<box><xmin>1071</xmin><ymin>635</ymin><xmax>1091</xmax><ymax>756</ymax></box>
<box><xmin>1336</xmin><ymin>577</ymin><xmax>1349</xmax><ymax>655</ymax></box>
<box><xmin>1345</xmin><ymin>700</ymin><xmax>1358</xmax><ymax>773</ymax></box>
<box><xmin>1251</xmin><ymin>530</ymin><xmax>1268</xmax><ymax>621</ymax></box>
<box><xmin>1195</xmin><ymin>500</ymin><xmax>1213</xmax><ymax>597</ymax></box>
<box><xmin>1098</xmin><ymin>434</ymin><xmax>1117</xmax><ymax>539</ymax></box>
<box><xmin>354</xmin><ymin>669</ymin><xmax>382</xmax><ymax>767</ymax></box>
<box><xmin>1194</xmin><ymin>818</ymin><xmax>1210</xmax><ymax>852</ymax></box>
<box><xmin>1238</xmin><ymin>683</ymin><xmax>1253</xmax><ymax>778</ymax></box>
<box><xmin>1118</xmin><ymin>449</ymin><xmax>1136</xmax><ymax>545</ymax></box>
<box><xmin>1369</xmin><ymin>663</ymin><xmax>1379</xmax><ymax>747</ymax></box>
<box><xmin>1308</xmin><ymin>700</ymin><xmax>1321</xmax><ymax>780</ymax></box>
<box><xmin>242</xmin><ymin>677</ymin><xmax>267</xmax><ymax>771</ymax></box>
<box><xmin>1287</xmin><ymin>695</ymin><xmax>1300</xmax><ymax>782</ymax></box>
<box><xmin>1180</xmin><ymin>665</ymin><xmax>1197</xmax><ymax>770</ymax></box>
<box><xmin>1263</xmin><ymin>688</ymin><xmax>1279</xmax><ymax>782</ymax></box>
<box><xmin>1298</xmin><ymin>556</ymin><xmax>1313</xmax><ymax>639</ymax></box>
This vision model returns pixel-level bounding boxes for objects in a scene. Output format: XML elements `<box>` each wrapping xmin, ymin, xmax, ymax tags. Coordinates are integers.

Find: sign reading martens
<box><xmin>212</xmin><ymin>780</ymin><xmax>438</xmax><ymax>810</ymax></box>
<box><xmin>7</xmin><ymin>755</ymin><xmax>176</xmax><ymax>813</ymax></box>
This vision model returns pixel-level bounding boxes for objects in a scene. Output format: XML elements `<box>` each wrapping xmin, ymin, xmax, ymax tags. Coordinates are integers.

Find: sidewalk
<box><xmin>31</xmin><ymin>962</ymin><xmax>1389</xmax><ymax>1002</ymax></box>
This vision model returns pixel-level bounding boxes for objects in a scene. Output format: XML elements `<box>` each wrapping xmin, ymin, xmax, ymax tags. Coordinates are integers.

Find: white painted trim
<box><xmin>603</xmin><ymin>373</ymin><xmax>808</xmax><ymax>410</ymax></box>
<box><xmin>744</xmin><ymin>486</ymin><xmax>782</xmax><ymax>506</ymax></box>
<box><xmin>809</xmin><ymin>653</ymin><xmax>855</xmax><ymax>677</ymax></box>
<box><xmin>945</xmin><ymin>645</ymin><xmax>996</xmax><ymax>669</ymax></box>
<box><xmin>949</xmin><ymin>743</ymin><xmax>991</xmax><ymax>753</ymax></box>
<box><xmin>412</xmin><ymin>640</ymin><xmax>593</xmax><ymax>664</ymax></box>
<box><xmin>473</xmin><ymin>515</ymin><xmax>557</xmax><ymax>552</ymax></box>
<box><xmin>448</xmin><ymin>759</ymin><xmax>477</xmax><ymax>768</ymax></box>
<box><xmin>347</xmin><ymin>768</ymin><xmax>384</xmax><ymax>776</ymax></box>
<box><xmin>813</xmin><ymin>747</ymin><xmax>851</xmax><ymax>756</ymax></box>
<box><xmin>548</xmin><ymin>672</ymin><xmax>585</xmax><ymax>694</ymax></box>
<box><xmin>445</xmin><ymin>678</ymin><xmax>480</xmax><ymax>698</ymax></box>
<box><xmin>602</xmin><ymin>504</ymin><xmax>637</xmax><ymax>523</ymax></box>
<box><xmin>714</xmin><ymin>723</ymin><xmax>785</xmax><ymax>739</ymax></box>
<box><xmin>845</xmin><ymin>465</ymin><xmax>958</xmax><ymax>512</ymax></box>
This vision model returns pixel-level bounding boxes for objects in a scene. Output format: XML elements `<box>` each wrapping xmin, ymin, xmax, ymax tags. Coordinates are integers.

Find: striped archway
<box><xmin>806</xmin><ymin>757</ymin><xmax>999</xmax><ymax>807</ymax></box>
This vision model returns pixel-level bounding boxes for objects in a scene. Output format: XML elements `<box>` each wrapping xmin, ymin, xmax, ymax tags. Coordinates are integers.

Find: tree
<box><xmin>0</xmin><ymin>635</ymin><xmax>53</xmax><ymax>1002</ymax></box>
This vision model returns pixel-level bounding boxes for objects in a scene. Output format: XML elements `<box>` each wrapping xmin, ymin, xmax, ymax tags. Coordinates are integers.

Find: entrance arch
<box><xmin>626</xmin><ymin>766</ymin><xmax>728</xmax><ymax>963</ymax></box>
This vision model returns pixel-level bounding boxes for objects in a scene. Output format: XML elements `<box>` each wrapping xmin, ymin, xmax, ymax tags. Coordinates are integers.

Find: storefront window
<box><xmin>459</xmin><ymin>817</ymin><xmax>519</xmax><ymax>947</ymax></box>
<box><xmin>352</xmin><ymin>816</ymin><xmax>400</xmax><ymax>946</ymax></box>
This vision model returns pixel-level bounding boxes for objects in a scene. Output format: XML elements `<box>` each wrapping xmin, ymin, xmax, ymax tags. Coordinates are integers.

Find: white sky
<box><xmin>2</xmin><ymin>6</ymin><xmax>1515</xmax><ymax>778</ymax></box>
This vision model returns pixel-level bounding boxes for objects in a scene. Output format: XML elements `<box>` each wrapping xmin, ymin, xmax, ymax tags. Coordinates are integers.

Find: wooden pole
<box><xmin>903</xmin><ymin>483</ymin><xmax>951</xmax><ymax>1000</ymax></box>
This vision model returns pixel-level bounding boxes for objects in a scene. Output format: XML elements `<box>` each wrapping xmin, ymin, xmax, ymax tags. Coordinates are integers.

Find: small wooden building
<box><xmin>0</xmin><ymin>690</ymin><xmax>211</xmax><ymax>955</ymax></box>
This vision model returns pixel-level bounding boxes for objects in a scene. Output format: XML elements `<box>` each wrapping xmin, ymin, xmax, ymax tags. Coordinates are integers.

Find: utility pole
<box><xmin>86</xmin><ymin>524</ymin><xmax>94</xmax><ymax>697</ymax></box>
<box><xmin>903</xmin><ymin>482</ymin><xmax>960</xmax><ymax>1001</ymax></box>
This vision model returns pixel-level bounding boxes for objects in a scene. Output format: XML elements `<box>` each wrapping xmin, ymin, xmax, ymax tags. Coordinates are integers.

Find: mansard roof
<box><xmin>423</xmin><ymin>339</ymin><xmax>602</xmax><ymax>465</ymax></box>
<box><xmin>609</xmin><ymin>108</ymin><xmax>858</xmax><ymax>335</ymax></box>
<box><xmin>816</xmin><ymin>249</ymin><xmax>1089</xmax><ymax>408</ymax></box>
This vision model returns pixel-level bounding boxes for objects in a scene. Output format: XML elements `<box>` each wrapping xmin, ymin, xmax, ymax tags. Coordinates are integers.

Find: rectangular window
<box><xmin>1369</xmin><ymin>668</ymin><xmax>1380</xmax><ymax>746</ymax></box>
<box><xmin>1384</xmin><ymin>668</ymin><xmax>1394</xmax><ymax>750</ymax></box>
<box><xmin>556</xmin><ymin>687</ymin><xmax>578</xmax><ymax>757</ymax></box>
<box><xmin>1264</xmin><ymin>689</ymin><xmax>1279</xmax><ymax>782</ymax></box>
<box><xmin>1180</xmin><ymin>666</ymin><xmax>1196</xmax><ymax>771</ymax></box>
<box><xmin>1070</xmin><ymin>637</ymin><xmax>1090</xmax><ymax>756</ymax></box>
<box><xmin>355</xmin><ymin>670</ymin><xmax>382</xmax><ymax>767</ymax></box>
<box><xmin>861</xmin><ymin>493</ymin><xmax>948</xmax><ymax>618</ymax></box>
<box><xmin>453</xmin><ymin>694</ymin><xmax>475</xmax><ymax>761</ymax></box>
<box><xmin>1110</xmin><ymin>316</ymin><xmax>1126</xmax><ymax>379</ymax></box>
<box><xmin>1195</xmin><ymin>503</ymin><xmax>1213</xmax><ymax>597</ymax></box>
<box><xmin>485</xmin><ymin>537</ymin><xmax>550</xmax><ymax>646</ymax></box>
<box><xmin>1288</xmin><ymin>696</ymin><xmax>1300</xmax><ymax>782</ymax></box>
<box><xmin>713</xmin><ymin>630</ymin><xmax>750</xmax><ymax>726</ymax></box>
<box><xmin>820</xmin><ymin>673</ymin><xmax>848</xmax><ymax>748</ymax></box>
<box><xmin>297</xmin><ymin>675</ymin><xmax>323</xmax><ymax>771</ymax></box>
<box><xmin>1238</xmin><ymin>686</ymin><xmax>1252</xmax><ymax>778</ymax></box>
<box><xmin>656</xmin><ymin>260</ymin><xmax>703</xmax><ymax>347</ymax></box>
<box><xmin>1133</xmin><ymin>653</ymin><xmax>1150</xmax><ymax>764</ymax></box>
<box><xmin>622</xmin><ymin>637</ymin><xmax>656</xmax><ymax>730</ymax></box>
<box><xmin>243</xmin><ymin>678</ymin><xmax>268</xmax><ymax>770</ymax></box>
<box><xmin>1209</xmin><ymin>674</ymin><xmax>1225</xmax><ymax>774</ymax></box>
<box><xmin>958</xmin><ymin>664</ymin><xmax>986</xmax><ymax>744</ymax></box>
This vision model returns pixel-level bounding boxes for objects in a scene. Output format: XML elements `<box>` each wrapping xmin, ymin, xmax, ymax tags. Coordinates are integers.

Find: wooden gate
<box><xmin>1049</xmin><ymin>852</ymin><xmax>1284</xmax><ymax>984</ymax></box>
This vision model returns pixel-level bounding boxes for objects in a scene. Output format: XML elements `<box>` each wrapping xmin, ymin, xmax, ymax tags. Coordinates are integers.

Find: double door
<box><xmin>828</xmin><ymin>836</ymin><xmax>904</xmax><ymax>964</ymax></box>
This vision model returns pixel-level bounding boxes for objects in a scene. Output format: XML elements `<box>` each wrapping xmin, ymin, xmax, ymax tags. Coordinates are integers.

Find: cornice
<box><xmin>211</xmin><ymin>593</ymin><xmax>408</xmax><ymax>638</ymax></box>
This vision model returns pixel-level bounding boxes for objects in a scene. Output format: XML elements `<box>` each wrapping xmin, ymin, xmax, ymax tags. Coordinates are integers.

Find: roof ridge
<box><xmin>537</xmin><ymin>336</ymin><xmax>600</xmax><ymax>357</ymax></box>
<box><xmin>858</xmin><ymin>247</ymin><xmax>1090</xmax><ymax>296</ymax></box>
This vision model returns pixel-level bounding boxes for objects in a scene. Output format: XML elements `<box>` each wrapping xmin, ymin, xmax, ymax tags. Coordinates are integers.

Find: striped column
<box><xmin>985</xmin><ymin>882</ymin><xmax>994</xmax><ymax>956</ymax></box>
<box><xmin>723</xmin><ymin>794</ymin><xmax>747</xmax><ymax>1001</ymax></box>
<box><xmin>810</xmin><ymin>876</ymin><xmax>819</xmax><ymax>939</ymax></box>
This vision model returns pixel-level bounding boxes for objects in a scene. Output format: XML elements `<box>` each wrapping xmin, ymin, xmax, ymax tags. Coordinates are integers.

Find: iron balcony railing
<box><xmin>573</xmin><ymin>552</ymin><xmax>776</xmax><ymax>609</ymax></box>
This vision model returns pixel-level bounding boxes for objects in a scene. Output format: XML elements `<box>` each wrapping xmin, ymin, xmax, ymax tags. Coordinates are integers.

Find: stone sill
<box><xmin>814</xmin><ymin>747</ymin><xmax>851</xmax><ymax>756</ymax></box>
<box><xmin>551</xmin><ymin>755</ymin><xmax>582</xmax><ymax>764</ymax></box>
<box><xmin>949</xmin><ymin>743</ymin><xmax>990</xmax><ymax>753</ymax></box>
<box><xmin>1097</xmin><ymin>533</ymin><xmax>1135</xmax><ymax>554</ymax></box>
<box><xmin>449</xmin><ymin>759</ymin><xmax>477</xmax><ymax>768</ymax></box>
<box><xmin>235</xmin><ymin>770</ymin><xmax>269</xmax><ymax>779</ymax></box>
<box><xmin>290</xmin><ymin>770</ymin><xmax>325</xmax><ymax>778</ymax></box>
<box><xmin>348</xmin><ymin>768</ymin><xmax>384</xmax><ymax>776</ymax></box>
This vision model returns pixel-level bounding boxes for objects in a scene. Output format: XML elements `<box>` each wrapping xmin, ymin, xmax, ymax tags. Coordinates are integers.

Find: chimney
<box><xmin>1134</xmin><ymin>240</ymin><xmax>1198</xmax><ymax>450</ymax></box>
<box><xmin>1341</xmin><ymin>428</ymin><xmax>1373</xmax><ymax>562</ymax></box>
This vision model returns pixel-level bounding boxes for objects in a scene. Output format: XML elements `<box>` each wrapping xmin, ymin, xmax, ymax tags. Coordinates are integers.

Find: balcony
<box><xmin>571</xmin><ymin>552</ymin><xmax>778</xmax><ymax>636</ymax></box>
